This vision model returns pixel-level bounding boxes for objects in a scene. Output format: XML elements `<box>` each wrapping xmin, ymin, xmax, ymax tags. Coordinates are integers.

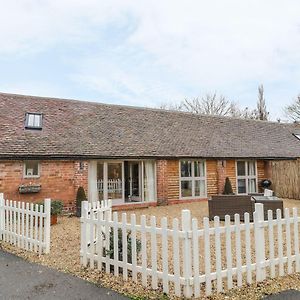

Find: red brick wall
<box><xmin>155</xmin><ymin>159</ymin><xmax>268</xmax><ymax>205</ymax></box>
<box><xmin>0</xmin><ymin>160</ymin><xmax>88</xmax><ymax>210</ymax></box>
<box><xmin>156</xmin><ymin>160</ymin><xmax>168</xmax><ymax>205</ymax></box>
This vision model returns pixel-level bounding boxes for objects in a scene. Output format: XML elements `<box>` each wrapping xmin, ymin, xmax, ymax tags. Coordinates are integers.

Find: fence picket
<box><xmin>89</xmin><ymin>208</ymin><xmax>95</xmax><ymax>269</ymax></box>
<box><xmin>150</xmin><ymin>216</ymin><xmax>158</xmax><ymax>289</ymax></box>
<box><xmin>234</xmin><ymin>214</ymin><xmax>242</xmax><ymax>287</ymax></box>
<box><xmin>267</xmin><ymin>210</ymin><xmax>275</xmax><ymax>278</ymax></box>
<box><xmin>122</xmin><ymin>213</ymin><xmax>128</xmax><ymax>280</ymax></box>
<box><xmin>17</xmin><ymin>202</ymin><xmax>21</xmax><ymax>248</ymax></box>
<box><xmin>277</xmin><ymin>209</ymin><xmax>284</xmax><ymax>276</ymax></box>
<box><xmin>34</xmin><ymin>204</ymin><xmax>39</xmax><ymax>252</ymax></box>
<box><xmin>161</xmin><ymin>217</ymin><xmax>169</xmax><ymax>294</ymax></box>
<box><xmin>97</xmin><ymin>207</ymin><xmax>104</xmax><ymax>270</ymax></box>
<box><xmin>214</xmin><ymin>216</ymin><xmax>223</xmax><ymax>293</ymax></box>
<box><xmin>203</xmin><ymin>217</ymin><xmax>212</xmax><ymax>296</ymax></box>
<box><xmin>225</xmin><ymin>215</ymin><xmax>233</xmax><ymax>290</ymax></box>
<box><xmin>173</xmin><ymin>218</ymin><xmax>181</xmax><ymax>297</ymax></box>
<box><xmin>192</xmin><ymin>218</ymin><xmax>200</xmax><ymax>298</ymax></box>
<box><xmin>284</xmin><ymin>208</ymin><xmax>292</xmax><ymax>274</ymax></box>
<box><xmin>140</xmin><ymin>215</ymin><xmax>147</xmax><ymax>287</ymax></box>
<box><xmin>131</xmin><ymin>214</ymin><xmax>137</xmax><ymax>282</ymax></box>
<box><xmin>293</xmin><ymin>208</ymin><xmax>300</xmax><ymax>272</ymax></box>
<box><xmin>104</xmin><ymin>209</ymin><xmax>111</xmax><ymax>273</ymax></box>
<box><xmin>0</xmin><ymin>197</ymin><xmax>50</xmax><ymax>254</ymax></box>
<box><xmin>244</xmin><ymin>212</ymin><xmax>252</xmax><ymax>284</ymax></box>
<box><xmin>113</xmin><ymin>212</ymin><xmax>119</xmax><ymax>276</ymax></box>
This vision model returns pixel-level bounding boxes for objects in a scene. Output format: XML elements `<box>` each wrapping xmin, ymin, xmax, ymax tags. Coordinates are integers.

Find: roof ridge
<box><xmin>0</xmin><ymin>91</ymin><xmax>291</xmax><ymax>126</ymax></box>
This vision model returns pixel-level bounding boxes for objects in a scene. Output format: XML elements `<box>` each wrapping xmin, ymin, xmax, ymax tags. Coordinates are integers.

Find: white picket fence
<box><xmin>0</xmin><ymin>193</ymin><xmax>51</xmax><ymax>254</ymax></box>
<box><xmin>80</xmin><ymin>201</ymin><xmax>300</xmax><ymax>298</ymax></box>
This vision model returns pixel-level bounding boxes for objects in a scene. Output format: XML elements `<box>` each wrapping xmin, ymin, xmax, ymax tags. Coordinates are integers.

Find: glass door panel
<box><xmin>129</xmin><ymin>162</ymin><xmax>141</xmax><ymax>201</ymax></box>
<box><xmin>107</xmin><ymin>163</ymin><xmax>123</xmax><ymax>200</ymax></box>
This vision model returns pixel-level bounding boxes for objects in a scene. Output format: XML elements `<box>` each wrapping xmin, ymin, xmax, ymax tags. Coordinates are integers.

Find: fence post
<box><xmin>44</xmin><ymin>198</ymin><xmax>51</xmax><ymax>254</ymax></box>
<box><xmin>80</xmin><ymin>201</ymin><xmax>89</xmax><ymax>266</ymax></box>
<box><xmin>0</xmin><ymin>193</ymin><xmax>4</xmax><ymax>239</ymax></box>
<box><xmin>182</xmin><ymin>209</ymin><xmax>193</xmax><ymax>298</ymax></box>
<box><xmin>254</xmin><ymin>203</ymin><xmax>266</xmax><ymax>282</ymax></box>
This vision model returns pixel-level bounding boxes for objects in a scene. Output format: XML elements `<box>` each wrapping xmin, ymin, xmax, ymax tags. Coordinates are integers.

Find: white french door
<box><xmin>97</xmin><ymin>161</ymin><xmax>125</xmax><ymax>205</ymax></box>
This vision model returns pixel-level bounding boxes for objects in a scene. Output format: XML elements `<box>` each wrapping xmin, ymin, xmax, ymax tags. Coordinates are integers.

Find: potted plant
<box><xmin>223</xmin><ymin>177</ymin><xmax>234</xmax><ymax>195</ymax></box>
<box><xmin>50</xmin><ymin>200</ymin><xmax>63</xmax><ymax>225</ymax></box>
<box><xmin>76</xmin><ymin>187</ymin><xmax>87</xmax><ymax>217</ymax></box>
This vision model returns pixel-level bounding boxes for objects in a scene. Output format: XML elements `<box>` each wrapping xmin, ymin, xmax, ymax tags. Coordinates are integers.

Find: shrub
<box><xmin>223</xmin><ymin>177</ymin><xmax>234</xmax><ymax>195</ymax></box>
<box><xmin>38</xmin><ymin>200</ymin><xmax>63</xmax><ymax>215</ymax></box>
<box><xmin>76</xmin><ymin>187</ymin><xmax>87</xmax><ymax>217</ymax></box>
<box><xmin>105</xmin><ymin>228</ymin><xmax>142</xmax><ymax>264</ymax></box>
<box><xmin>51</xmin><ymin>200</ymin><xmax>63</xmax><ymax>215</ymax></box>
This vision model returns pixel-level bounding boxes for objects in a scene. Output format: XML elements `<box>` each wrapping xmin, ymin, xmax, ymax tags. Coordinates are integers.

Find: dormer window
<box><xmin>25</xmin><ymin>113</ymin><xmax>43</xmax><ymax>129</ymax></box>
<box><xmin>294</xmin><ymin>134</ymin><xmax>300</xmax><ymax>140</ymax></box>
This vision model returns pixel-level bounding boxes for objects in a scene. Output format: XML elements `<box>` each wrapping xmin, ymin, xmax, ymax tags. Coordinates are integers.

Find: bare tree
<box><xmin>160</xmin><ymin>92</ymin><xmax>258</xmax><ymax>119</ymax></box>
<box><xmin>285</xmin><ymin>95</ymin><xmax>300</xmax><ymax>122</ymax></box>
<box><xmin>181</xmin><ymin>93</ymin><xmax>237</xmax><ymax>116</ymax></box>
<box><xmin>256</xmin><ymin>84</ymin><xmax>269</xmax><ymax>120</ymax></box>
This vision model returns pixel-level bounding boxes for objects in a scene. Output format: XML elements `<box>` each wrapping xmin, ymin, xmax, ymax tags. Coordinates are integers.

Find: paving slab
<box><xmin>0</xmin><ymin>249</ymin><xmax>129</xmax><ymax>300</ymax></box>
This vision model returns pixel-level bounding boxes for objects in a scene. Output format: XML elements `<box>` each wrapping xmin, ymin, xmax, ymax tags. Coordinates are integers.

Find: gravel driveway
<box><xmin>0</xmin><ymin>250</ymin><xmax>128</xmax><ymax>300</ymax></box>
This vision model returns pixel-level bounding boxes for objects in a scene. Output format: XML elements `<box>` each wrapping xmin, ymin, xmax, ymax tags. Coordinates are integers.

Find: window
<box><xmin>25</xmin><ymin>113</ymin><xmax>43</xmax><ymax>129</ymax></box>
<box><xmin>24</xmin><ymin>161</ymin><xmax>40</xmax><ymax>178</ymax></box>
<box><xmin>180</xmin><ymin>160</ymin><xmax>206</xmax><ymax>198</ymax></box>
<box><xmin>236</xmin><ymin>160</ymin><xmax>257</xmax><ymax>194</ymax></box>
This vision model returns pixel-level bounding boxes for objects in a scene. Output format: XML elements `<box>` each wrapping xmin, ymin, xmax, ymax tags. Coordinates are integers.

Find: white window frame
<box><xmin>95</xmin><ymin>159</ymin><xmax>157</xmax><ymax>205</ymax></box>
<box><xmin>236</xmin><ymin>160</ymin><xmax>258</xmax><ymax>194</ymax></box>
<box><xmin>25</xmin><ymin>113</ymin><xmax>43</xmax><ymax>129</ymax></box>
<box><xmin>23</xmin><ymin>161</ymin><xmax>41</xmax><ymax>178</ymax></box>
<box><xmin>179</xmin><ymin>160</ymin><xmax>207</xmax><ymax>199</ymax></box>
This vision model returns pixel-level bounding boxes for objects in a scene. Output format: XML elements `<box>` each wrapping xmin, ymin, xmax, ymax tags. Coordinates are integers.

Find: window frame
<box><xmin>23</xmin><ymin>161</ymin><xmax>41</xmax><ymax>178</ymax></box>
<box><xmin>25</xmin><ymin>112</ymin><xmax>43</xmax><ymax>130</ymax></box>
<box><xmin>236</xmin><ymin>160</ymin><xmax>258</xmax><ymax>194</ymax></box>
<box><xmin>179</xmin><ymin>160</ymin><xmax>207</xmax><ymax>199</ymax></box>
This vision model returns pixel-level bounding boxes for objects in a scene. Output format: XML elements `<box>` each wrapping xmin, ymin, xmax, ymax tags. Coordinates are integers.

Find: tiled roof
<box><xmin>0</xmin><ymin>92</ymin><xmax>299</xmax><ymax>159</ymax></box>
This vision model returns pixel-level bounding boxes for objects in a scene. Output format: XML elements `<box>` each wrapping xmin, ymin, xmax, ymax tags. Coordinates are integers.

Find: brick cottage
<box><xmin>0</xmin><ymin>92</ymin><xmax>300</xmax><ymax>211</ymax></box>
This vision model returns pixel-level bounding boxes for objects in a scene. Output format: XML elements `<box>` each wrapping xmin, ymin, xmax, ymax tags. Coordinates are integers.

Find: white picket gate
<box><xmin>80</xmin><ymin>201</ymin><xmax>300</xmax><ymax>298</ymax></box>
<box><xmin>0</xmin><ymin>193</ymin><xmax>51</xmax><ymax>254</ymax></box>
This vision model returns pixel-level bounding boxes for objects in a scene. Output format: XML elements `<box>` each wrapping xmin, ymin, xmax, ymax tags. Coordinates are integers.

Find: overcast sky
<box><xmin>1</xmin><ymin>1</ymin><xmax>300</xmax><ymax>120</ymax></box>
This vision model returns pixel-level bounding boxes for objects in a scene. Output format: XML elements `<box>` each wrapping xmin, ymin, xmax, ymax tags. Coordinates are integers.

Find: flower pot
<box><xmin>51</xmin><ymin>214</ymin><xmax>58</xmax><ymax>225</ymax></box>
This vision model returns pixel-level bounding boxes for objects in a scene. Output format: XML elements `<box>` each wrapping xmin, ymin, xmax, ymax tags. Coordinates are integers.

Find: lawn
<box><xmin>1</xmin><ymin>199</ymin><xmax>300</xmax><ymax>299</ymax></box>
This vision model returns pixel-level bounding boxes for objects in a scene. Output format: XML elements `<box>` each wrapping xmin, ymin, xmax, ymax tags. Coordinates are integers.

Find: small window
<box><xmin>180</xmin><ymin>160</ymin><xmax>206</xmax><ymax>198</ymax></box>
<box><xmin>24</xmin><ymin>161</ymin><xmax>40</xmax><ymax>178</ymax></box>
<box><xmin>25</xmin><ymin>113</ymin><xmax>43</xmax><ymax>129</ymax></box>
<box><xmin>236</xmin><ymin>160</ymin><xmax>257</xmax><ymax>194</ymax></box>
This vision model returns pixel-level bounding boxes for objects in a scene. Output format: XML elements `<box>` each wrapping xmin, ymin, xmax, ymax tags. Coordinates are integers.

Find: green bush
<box><xmin>38</xmin><ymin>200</ymin><xmax>63</xmax><ymax>215</ymax></box>
<box><xmin>223</xmin><ymin>177</ymin><xmax>234</xmax><ymax>195</ymax></box>
<box><xmin>76</xmin><ymin>187</ymin><xmax>87</xmax><ymax>217</ymax></box>
<box><xmin>105</xmin><ymin>228</ymin><xmax>142</xmax><ymax>263</ymax></box>
<box><xmin>50</xmin><ymin>200</ymin><xmax>63</xmax><ymax>215</ymax></box>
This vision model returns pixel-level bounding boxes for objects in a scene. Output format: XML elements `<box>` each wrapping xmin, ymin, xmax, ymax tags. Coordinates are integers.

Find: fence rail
<box><xmin>0</xmin><ymin>193</ymin><xmax>51</xmax><ymax>254</ymax></box>
<box><xmin>80</xmin><ymin>201</ymin><xmax>300</xmax><ymax>298</ymax></box>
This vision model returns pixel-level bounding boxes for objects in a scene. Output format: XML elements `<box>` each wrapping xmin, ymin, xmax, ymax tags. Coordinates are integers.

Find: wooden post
<box><xmin>254</xmin><ymin>203</ymin><xmax>266</xmax><ymax>282</ymax></box>
<box><xmin>182</xmin><ymin>209</ymin><xmax>193</xmax><ymax>298</ymax></box>
<box><xmin>44</xmin><ymin>198</ymin><xmax>51</xmax><ymax>254</ymax></box>
<box><xmin>0</xmin><ymin>193</ymin><xmax>4</xmax><ymax>239</ymax></box>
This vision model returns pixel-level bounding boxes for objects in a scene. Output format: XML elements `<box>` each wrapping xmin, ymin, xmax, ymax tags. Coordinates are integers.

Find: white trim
<box><xmin>92</xmin><ymin>159</ymin><xmax>157</xmax><ymax>205</ymax></box>
<box><xmin>179</xmin><ymin>159</ymin><xmax>207</xmax><ymax>199</ymax></box>
<box><xmin>236</xmin><ymin>160</ymin><xmax>258</xmax><ymax>194</ymax></box>
<box><xmin>23</xmin><ymin>161</ymin><xmax>40</xmax><ymax>178</ymax></box>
